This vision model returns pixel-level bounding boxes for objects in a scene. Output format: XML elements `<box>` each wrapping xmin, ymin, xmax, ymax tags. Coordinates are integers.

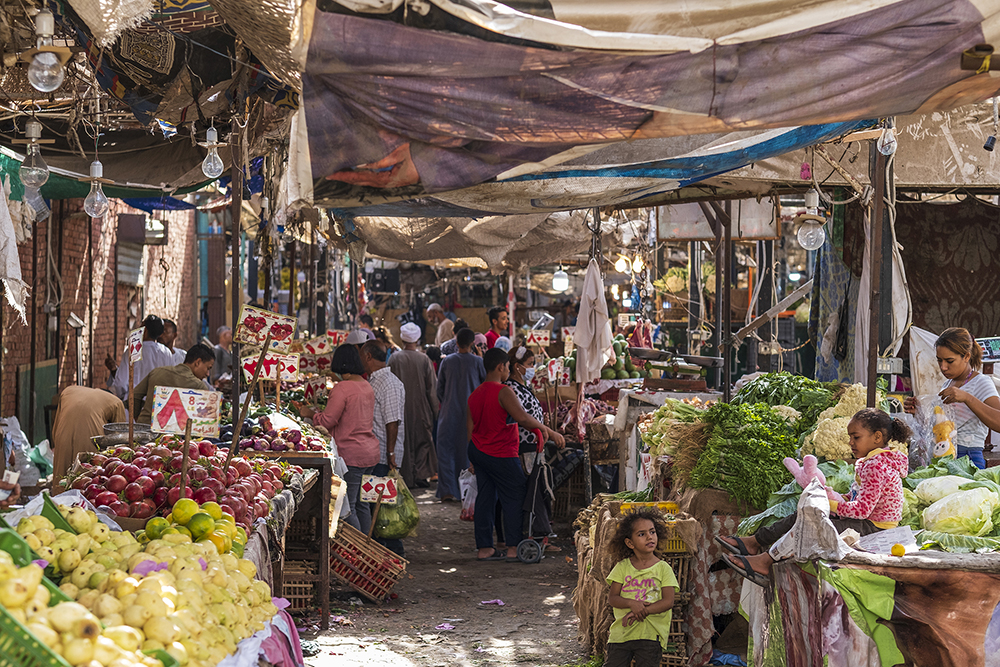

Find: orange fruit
<box><xmin>186</xmin><ymin>513</ymin><xmax>216</xmax><ymax>540</ymax></box>
<box><xmin>231</xmin><ymin>541</ymin><xmax>244</xmax><ymax>557</ymax></box>
<box><xmin>218</xmin><ymin>513</ymin><xmax>235</xmax><ymax>525</ymax></box>
<box><xmin>172</xmin><ymin>499</ymin><xmax>200</xmax><ymax>526</ymax></box>
<box><xmin>144</xmin><ymin>517</ymin><xmax>170</xmax><ymax>540</ymax></box>
<box><xmin>200</xmin><ymin>502</ymin><xmax>223</xmax><ymax>521</ymax></box>
<box><xmin>161</xmin><ymin>527</ymin><xmax>180</xmax><ymax>536</ymax></box>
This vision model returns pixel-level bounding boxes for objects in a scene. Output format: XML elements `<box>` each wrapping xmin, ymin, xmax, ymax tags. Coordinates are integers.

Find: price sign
<box><xmin>126</xmin><ymin>327</ymin><xmax>144</xmax><ymax>363</ymax></box>
<box><xmin>304</xmin><ymin>377</ymin><xmax>329</xmax><ymax>402</ymax></box>
<box><xmin>241</xmin><ymin>352</ymin><xmax>300</xmax><ymax>382</ymax></box>
<box><xmin>150</xmin><ymin>387</ymin><xmax>221</xmax><ymax>438</ymax></box>
<box><xmin>300</xmin><ymin>354</ymin><xmax>332</xmax><ymax>374</ymax></box>
<box><xmin>327</xmin><ymin>330</ymin><xmax>349</xmax><ymax>346</ymax></box>
<box><xmin>303</xmin><ymin>335</ymin><xmax>332</xmax><ymax>355</ymax></box>
<box><xmin>234</xmin><ymin>305</ymin><xmax>297</xmax><ymax>350</ymax></box>
<box><xmin>618</xmin><ymin>313</ymin><xmax>637</xmax><ymax>328</ymax></box>
<box><xmin>360</xmin><ymin>475</ymin><xmax>398</xmax><ymax>504</ymax></box>
<box><xmin>562</xmin><ymin>327</ymin><xmax>575</xmax><ymax>354</ymax></box>
<box><xmin>547</xmin><ymin>358</ymin><xmax>562</xmax><ymax>383</ymax></box>
<box><xmin>527</xmin><ymin>330</ymin><xmax>551</xmax><ymax>346</ymax></box>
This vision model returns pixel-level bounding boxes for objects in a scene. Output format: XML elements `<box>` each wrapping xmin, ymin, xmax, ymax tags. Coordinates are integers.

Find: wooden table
<box><xmin>272</xmin><ymin>455</ymin><xmax>332</xmax><ymax>630</ymax></box>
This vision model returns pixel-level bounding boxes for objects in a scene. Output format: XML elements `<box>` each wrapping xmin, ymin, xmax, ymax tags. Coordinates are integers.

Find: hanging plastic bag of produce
<box><xmin>374</xmin><ymin>470</ymin><xmax>420</xmax><ymax>539</ymax></box>
<box><xmin>459</xmin><ymin>468</ymin><xmax>477</xmax><ymax>521</ymax></box>
<box><xmin>922</xmin><ymin>486</ymin><xmax>999</xmax><ymax>536</ymax></box>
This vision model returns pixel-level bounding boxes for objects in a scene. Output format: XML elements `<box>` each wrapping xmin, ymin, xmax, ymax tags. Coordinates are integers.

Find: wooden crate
<box><xmin>281</xmin><ymin>560</ymin><xmax>319</xmax><ymax>610</ymax></box>
<box><xmin>287</xmin><ymin>516</ymin><xmax>318</xmax><ymax>544</ymax></box>
<box><xmin>330</xmin><ymin>523</ymin><xmax>408</xmax><ymax>602</ymax></box>
<box><xmin>552</xmin><ymin>463</ymin><xmax>587</xmax><ymax>519</ymax></box>
<box><xmin>662</xmin><ymin>553</ymin><xmax>691</xmax><ymax>593</ymax></box>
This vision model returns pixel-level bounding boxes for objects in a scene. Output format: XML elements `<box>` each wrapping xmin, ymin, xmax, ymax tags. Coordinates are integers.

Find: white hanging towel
<box><xmin>574</xmin><ymin>257</ymin><xmax>613</xmax><ymax>385</ymax></box>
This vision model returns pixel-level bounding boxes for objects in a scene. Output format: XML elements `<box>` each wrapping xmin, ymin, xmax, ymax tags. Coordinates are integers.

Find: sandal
<box><xmin>724</xmin><ymin>554</ymin><xmax>770</xmax><ymax>588</ymax></box>
<box><xmin>477</xmin><ymin>548</ymin><xmax>506</xmax><ymax>561</ymax></box>
<box><xmin>715</xmin><ymin>535</ymin><xmax>753</xmax><ymax>556</ymax></box>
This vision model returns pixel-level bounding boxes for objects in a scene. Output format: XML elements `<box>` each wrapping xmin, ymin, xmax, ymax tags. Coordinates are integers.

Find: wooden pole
<box><xmin>179</xmin><ymin>419</ymin><xmax>193</xmax><ymax>499</ymax></box>
<box><xmin>127</xmin><ymin>358</ymin><xmax>134</xmax><ymax>446</ymax></box>
<box><xmin>224</xmin><ymin>332</ymin><xmax>272</xmax><ymax>474</ymax></box>
<box><xmin>867</xmin><ymin>149</ymin><xmax>888</xmax><ymax>408</ymax></box>
<box><xmin>276</xmin><ymin>377</ymin><xmax>282</xmax><ymax>411</ymax></box>
<box><xmin>367</xmin><ymin>490</ymin><xmax>384</xmax><ymax>539</ymax></box>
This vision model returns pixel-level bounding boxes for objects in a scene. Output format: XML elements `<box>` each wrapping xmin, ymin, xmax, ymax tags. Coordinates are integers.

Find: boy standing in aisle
<box><xmin>485</xmin><ymin>306</ymin><xmax>508</xmax><ymax>349</ymax></box>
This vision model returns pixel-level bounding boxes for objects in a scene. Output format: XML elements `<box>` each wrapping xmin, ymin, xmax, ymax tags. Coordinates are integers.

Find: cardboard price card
<box><xmin>151</xmin><ymin>387</ymin><xmax>221</xmax><ymax>438</ymax></box>
<box><xmin>327</xmin><ymin>330</ymin><xmax>349</xmax><ymax>346</ymax></box>
<box><xmin>360</xmin><ymin>475</ymin><xmax>398</xmax><ymax>504</ymax></box>
<box><xmin>241</xmin><ymin>352</ymin><xmax>301</xmax><ymax>382</ymax></box>
<box><xmin>304</xmin><ymin>377</ymin><xmax>329</xmax><ymax>402</ymax></box>
<box><xmin>547</xmin><ymin>358</ymin><xmax>563</xmax><ymax>383</ymax></box>
<box><xmin>300</xmin><ymin>354</ymin><xmax>332</xmax><ymax>374</ymax></box>
<box><xmin>126</xmin><ymin>327</ymin><xmax>145</xmax><ymax>363</ymax></box>
<box><xmin>303</xmin><ymin>335</ymin><xmax>332</xmax><ymax>356</ymax></box>
<box><xmin>527</xmin><ymin>330</ymin><xmax>551</xmax><ymax>346</ymax></box>
<box><xmin>234</xmin><ymin>305</ymin><xmax>297</xmax><ymax>350</ymax></box>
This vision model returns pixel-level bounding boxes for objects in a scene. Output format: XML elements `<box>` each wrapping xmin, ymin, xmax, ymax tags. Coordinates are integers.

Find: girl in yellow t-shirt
<box><xmin>605</xmin><ymin>509</ymin><xmax>679</xmax><ymax>667</ymax></box>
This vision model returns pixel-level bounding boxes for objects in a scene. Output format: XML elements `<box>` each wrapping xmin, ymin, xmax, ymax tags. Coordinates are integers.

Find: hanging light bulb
<box><xmin>804</xmin><ymin>188</ymin><xmax>820</xmax><ymax>216</ymax></box>
<box><xmin>83</xmin><ymin>160</ymin><xmax>109</xmax><ymax>218</ymax></box>
<box><xmin>614</xmin><ymin>255</ymin><xmax>631</xmax><ymax>274</ymax></box>
<box><xmin>632</xmin><ymin>254</ymin><xmax>645</xmax><ymax>273</ymax></box>
<box><xmin>201</xmin><ymin>127</ymin><xmax>225</xmax><ymax>179</ymax></box>
<box><xmin>610</xmin><ymin>284</ymin><xmax>620</xmax><ymax>299</ymax></box>
<box><xmin>19</xmin><ymin>120</ymin><xmax>49</xmax><ymax>188</ymax></box>
<box><xmin>552</xmin><ymin>265</ymin><xmax>569</xmax><ymax>292</ymax></box>
<box><xmin>622</xmin><ymin>296</ymin><xmax>632</xmax><ymax>309</ymax></box>
<box><xmin>27</xmin><ymin>10</ymin><xmax>65</xmax><ymax>93</ymax></box>
<box><xmin>796</xmin><ymin>216</ymin><xmax>826</xmax><ymax>251</ymax></box>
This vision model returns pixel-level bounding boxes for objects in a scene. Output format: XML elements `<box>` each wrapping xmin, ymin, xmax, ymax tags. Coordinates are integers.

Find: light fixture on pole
<box><xmin>15</xmin><ymin>119</ymin><xmax>53</xmax><ymax>188</ymax></box>
<box><xmin>82</xmin><ymin>160</ymin><xmax>110</xmax><ymax>218</ymax></box>
<box><xmin>552</xmin><ymin>265</ymin><xmax>568</xmax><ymax>292</ymax></box>
<box><xmin>199</xmin><ymin>126</ymin><xmax>226</xmax><ymax>179</ymax></box>
<box><xmin>794</xmin><ymin>188</ymin><xmax>826</xmax><ymax>251</ymax></box>
<box><xmin>23</xmin><ymin>9</ymin><xmax>71</xmax><ymax>93</ymax></box>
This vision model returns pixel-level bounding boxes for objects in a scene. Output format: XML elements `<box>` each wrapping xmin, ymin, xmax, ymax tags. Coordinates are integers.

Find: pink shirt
<box><xmin>314</xmin><ymin>380</ymin><xmax>379</xmax><ymax>468</ymax></box>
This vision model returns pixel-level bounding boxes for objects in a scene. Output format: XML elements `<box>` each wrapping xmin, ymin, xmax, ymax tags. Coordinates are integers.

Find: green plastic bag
<box><xmin>374</xmin><ymin>471</ymin><xmax>420</xmax><ymax>539</ymax></box>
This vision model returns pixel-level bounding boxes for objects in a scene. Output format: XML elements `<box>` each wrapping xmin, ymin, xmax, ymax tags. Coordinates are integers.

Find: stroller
<box><xmin>516</xmin><ymin>429</ymin><xmax>556</xmax><ymax>564</ymax></box>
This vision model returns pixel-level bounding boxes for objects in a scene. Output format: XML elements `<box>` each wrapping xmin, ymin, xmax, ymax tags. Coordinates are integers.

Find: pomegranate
<box><xmin>167</xmin><ymin>486</ymin><xmax>181</xmax><ymax>506</ymax></box>
<box><xmin>169</xmin><ymin>456</ymin><xmax>185</xmax><ymax>472</ymax></box>
<box><xmin>109</xmin><ymin>500</ymin><xmax>130</xmax><ymax>517</ymax></box>
<box><xmin>106</xmin><ymin>475</ymin><xmax>127</xmax><ymax>493</ymax></box>
<box><xmin>198</xmin><ymin>441</ymin><xmax>217</xmax><ymax>457</ymax></box>
<box><xmin>129</xmin><ymin>501</ymin><xmax>154</xmax><ymax>519</ymax></box>
<box><xmin>131</xmin><ymin>457</ymin><xmax>148</xmax><ymax>469</ymax></box>
<box><xmin>188</xmin><ymin>466</ymin><xmax>208</xmax><ymax>483</ymax></box>
<box><xmin>71</xmin><ymin>476</ymin><xmax>93</xmax><ymax>490</ymax></box>
<box><xmin>193</xmin><ymin>486</ymin><xmax>217</xmax><ymax>504</ymax></box>
<box><xmin>124</xmin><ymin>483</ymin><xmax>145</xmax><ymax>502</ymax></box>
<box><xmin>90</xmin><ymin>454</ymin><xmax>108</xmax><ymax>467</ymax></box>
<box><xmin>135</xmin><ymin>476</ymin><xmax>156</xmax><ymax>497</ymax></box>
<box><xmin>147</xmin><ymin>470</ymin><xmax>165</xmax><ymax>486</ymax></box>
<box><xmin>153</xmin><ymin>487</ymin><xmax>169</xmax><ymax>507</ymax></box>
<box><xmin>203</xmin><ymin>478</ymin><xmax>225</xmax><ymax>496</ymax></box>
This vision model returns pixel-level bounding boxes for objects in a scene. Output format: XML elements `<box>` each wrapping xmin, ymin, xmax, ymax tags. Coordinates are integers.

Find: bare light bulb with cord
<box><xmin>552</xmin><ymin>265</ymin><xmax>569</xmax><ymax>292</ymax></box>
<box><xmin>83</xmin><ymin>160</ymin><xmax>109</xmax><ymax>218</ymax></box>
<box><xmin>614</xmin><ymin>255</ymin><xmax>631</xmax><ymax>274</ymax></box>
<box><xmin>19</xmin><ymin>120</ymin><xmax>49</xmax><ymax>188</ymax></box>
<box><xmin>27</xmin><ymin>9</ymin><xmax>65</xmax><ymax>93</ymax></box>
<box><xmin>201</xmin><ymin>127</ymin><xmax>225</xmax><ymax>179</ymax></box>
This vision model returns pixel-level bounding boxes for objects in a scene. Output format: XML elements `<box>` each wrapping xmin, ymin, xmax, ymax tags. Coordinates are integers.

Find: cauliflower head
<box><xmin>772</xmin><ymin>405</ymin><xmax>801</xmax><ymax>423</ymax></box>
<box><xmin>803</xmin><ymin>416</ymin><xmax>853</xmax><ymax>460</ymax></box>
<box><xmin>832</xmin><ymin>383</ymin><xmax>868</xmax><ymax>418</ymax></box>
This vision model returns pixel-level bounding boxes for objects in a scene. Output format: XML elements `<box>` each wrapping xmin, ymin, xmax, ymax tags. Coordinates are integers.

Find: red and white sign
<box><xmin>327</xmin><ymin>330</ymin><xmax>349</xmax><ymax>346</ymax></box>
<box><xmin>304</xmin><ymin>377</ymin><xmax>329</xmax><ymax>402</ymax></box>
<box><xmin>526</xmin><ymin>330</ymin><xmax>551</xmax><ymax>347</ymax></box>
<box><xmin>150</xmin><ymin>387</ymin><xmax>221</xmax><ymax>438</ymax></box>
<box><xmin>126</xmin><ymin>327</ymin><xmax>144</xmax><ymax>363</ymax></box>
<box><xmin>547</xmin><ymin>358</ymin><xmax>562</xmax><ymax>383</ymax></box>
<box><xmin>360</xmin><ymin>475</ymin><xmax>398</xmax><ymax>504</ymax></box>
<box><xmin>234</xmin><ymin>305</ymin><xmax>297</xmax><ymax>350</ymax></box>
<box><xmin>300</xmin><ymin>354</ymin><xmax>333</xmax><ymax>374</ymax></box>
<box><xmin>303</xmin><ymin>335</ymin><xmax>332</xmax><ymax>356</ymax></box>
<box><xmin>241</xmin><ymin>351</ymin><xmax>300</xmax><ymax>382</ymax></box>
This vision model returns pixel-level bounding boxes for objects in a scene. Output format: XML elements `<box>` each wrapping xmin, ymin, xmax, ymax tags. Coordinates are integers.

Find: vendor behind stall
<box><xmin>905</xmin><ymin>327</ymin><xmax>1000</xmax><ymax>469</ymax></box>
<box><xmin>134</xmin><ymin>344</ymin><xmax>215</xmax><ymax>423</ymax></box>
<box><xmin>51</xmin><ymin>386</ymin><xmax>126</xmax><ymax>487</ymax></box>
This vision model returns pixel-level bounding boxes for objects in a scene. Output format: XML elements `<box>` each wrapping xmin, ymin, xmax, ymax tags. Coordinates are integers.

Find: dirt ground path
<box><xmin>301</xmin><ymin>484</ymin><xmax>588</xmax><ymax>667</ymax></box>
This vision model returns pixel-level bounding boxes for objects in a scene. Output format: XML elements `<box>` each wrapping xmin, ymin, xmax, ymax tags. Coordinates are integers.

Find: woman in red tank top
<box><xmin>467</xmin><ymin>348</ymin><xmax>564</xmax><ymax>562</ymax></box>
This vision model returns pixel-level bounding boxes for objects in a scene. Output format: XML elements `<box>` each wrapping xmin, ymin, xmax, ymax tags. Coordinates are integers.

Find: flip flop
<box><xmin>477</xmin><ymin>548</ymin><xmax>506</xmax><ymax>561</ymax></box>
<box><xmin>715</xmin><ymin>535</ymin><xmax>752</xmax><ymax>556</ymax></box>
<box><xmin>505</xmin><ymin>556</ymin><xmax>523</xmax><ymax>563</ymax></box>
<box><xmin>724</xmin><ymin>554</ymin><xmax>770</xmax><ymax>588</ymax></box>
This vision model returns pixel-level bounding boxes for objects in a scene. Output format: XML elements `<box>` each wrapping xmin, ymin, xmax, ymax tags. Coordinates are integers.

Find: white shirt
<box><xmin>369</xmin><ymin>366</ymin><xmax>405</xmax><ymax>465</ymax></box>
<box><xmin>575</xmin><ymin>257</ymin><xmax>613</xmax><ymax>384</ymax></box>
<box><xmin>108</xmin><ymin>340</ymin><xmax>178</xmax><ymax>399</ymax></box>
<box><xmin>943</xmin><ymin>372</ymin><xmax>1000</xmax><ymax>450</ymax></box>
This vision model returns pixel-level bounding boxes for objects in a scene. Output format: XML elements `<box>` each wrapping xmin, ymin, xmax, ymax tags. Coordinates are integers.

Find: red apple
<box><xmin>106</xmin><ymin>475</ymin><xmax>127</xmax><ymax>493</ymax></box>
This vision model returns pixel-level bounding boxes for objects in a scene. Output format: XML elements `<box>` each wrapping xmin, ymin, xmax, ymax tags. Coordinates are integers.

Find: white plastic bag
<box><xmin>459</xmin><ymin>468</ymin><xmax>476</xmax><ymax>521</ymax></box>
<box><xmin>4</xmin><ymin>417</ymin><xmax>40</xmax><ymax>486</ymax></box>
<box><xmin>5</xmin><ymin>490</ymin><xmax>122</xmax><ymax>531</ymax></box>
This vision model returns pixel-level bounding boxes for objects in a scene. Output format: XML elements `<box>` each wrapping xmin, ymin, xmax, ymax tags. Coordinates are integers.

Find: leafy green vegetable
<box><xmin>900</xmin><ymin>488</ymin><xmax>924</xmax><ymax>531</ymax></box>
<box><xmin>613</xmin><ymin>487</ymin><xmax>654</xmax><ymax>503</ymax></box>
<box><xmin>918</xmin><ymin>531</ymin><xmax>1000</xmax><ymax>553</ymax></box>
<box><xmin>903</xmin><ymin>456</ymin><xmax>978</xmax><ymax>490</ymax></box>
<box><xmin>974</xmin><ymin>466</ymin><xmax>1000</xmax><ymax>485</ymax></box>
<box><xmin>688</xmin><ymin>402</ymin><xmax>799</xmax><ymax>509</ymax></box>
<box><xmin>731</xmin><ymin>372</ymin><xmax>839</xmax><ymax>435</ymax></box>
<box><xmin>374</xmin><ymin>475</ymin><xmax>420</xmax><ymax>539</ymax></box>
<box><xmin>821</xmin><ymin>460</ymin><xmax>856</xmax><ymax>495</ymax></box>
<box><xmin>736</xmin><ymin>460</ymin><xmax>857</xmax><ymax>535</ymax></box>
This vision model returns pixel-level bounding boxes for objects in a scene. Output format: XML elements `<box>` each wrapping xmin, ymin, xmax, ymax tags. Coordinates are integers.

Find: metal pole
<box><xmin>687</xmin><ymin>242</ymin><xmax>701</xmax><ymax>354</ymax></box>
<box><xmin>867</xmin><ymin>148</ymin><xmax>887</xmax><ymax>408</ymax></box>
<box><xmin>29</xmin><ymin>213</ymin><xmax>38</xmax><ymax>445</ymax></box>
<box><xmin>712</xmin><ymin>219</ymin><xmax>723</xmax><ymax>389</ymax></box>
<box><xmin>723</xmin><ymin>202</ymin><xmax>733</xmax><ymax>402</ymax></box>
<box><xmin>230</xmin><ymin>125</ymin><xmax>243</xmax><ymax>408</ymax></box>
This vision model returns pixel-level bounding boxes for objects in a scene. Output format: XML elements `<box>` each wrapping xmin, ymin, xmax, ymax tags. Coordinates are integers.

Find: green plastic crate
<box><xmin>39</xmin><ymin>494</ymin><xmax>75</xmax><ymax>534</ymax></box>
<box><xmin>145</xmin><ymin>649</ymin><xmax>179</xmax><ymax>667</ymax></box>
<box><xmin>0</xmin><ymin>528</ymin><xmax>71</xmax><ymax>603</ymax></box>
<box><xmin>0</xmin><ymin>606</ymin><xmax>73</xmax><ymax>667</ymax></box>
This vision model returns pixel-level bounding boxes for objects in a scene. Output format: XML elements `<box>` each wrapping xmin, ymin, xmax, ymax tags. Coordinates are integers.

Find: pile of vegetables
<box><xmin>637</xmin><ymin>398</ymin><xmax>709</xmax><ymax>456</ymax></box>
<box><xmin>687</xmin><ymin>402</ymin><xmax>800</xmax><ymax>509</ymax></box>
<box><xmin>653</xmin><ymin>262</ymin><xmax>716</xmax><ymax>296</ymax></box>
<box><xmin>800</xmin><ymin>383</ymin><xmax>902</xmax><ymax>460</ymax></box>
<box><xmin>731</xmin><ymin>372</ymin><xmax>840</xmax><ymax>436</ymax></box>
<box><xmin>738</xmin><ymin>459</ymin><xmax>857</xmax><ymax>535</ymax></box>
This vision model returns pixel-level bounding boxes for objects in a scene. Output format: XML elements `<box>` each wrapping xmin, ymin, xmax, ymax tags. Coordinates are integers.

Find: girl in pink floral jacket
<box><xmin>720</xmin><ymin>408</ymin><xmax>911</xmax><ymax>585</ymax></box>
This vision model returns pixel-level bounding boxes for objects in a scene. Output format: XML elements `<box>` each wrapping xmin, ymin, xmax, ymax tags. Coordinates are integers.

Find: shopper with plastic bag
<box><xmin>904</xmin><ymin>327</ymin><xmax>1000</xmax><ymax>469</ymax></box>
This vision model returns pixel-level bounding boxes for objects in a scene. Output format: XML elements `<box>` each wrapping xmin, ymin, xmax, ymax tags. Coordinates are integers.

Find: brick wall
<box><xmin>0</xmin><ymin>199</ymin><xmax>200</xmax><ymax>419</ymax></box>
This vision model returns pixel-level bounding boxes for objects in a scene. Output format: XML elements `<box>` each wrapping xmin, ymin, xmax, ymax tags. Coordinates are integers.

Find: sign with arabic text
<box><xmin>150</xmin><ymin>387</ymin><xmax>221</xmax><ymax>438</ymax></box>
<box><xmin>360</xmin><ymin>475</ymin><xmax>398</xmax><ymax>504</ymax></box>
<box><xmin>234</xmin><ymin>305</ymin><xmax>297</xmax><ymax>350</ymax></box>
<box><xmin>126</xmin><ymin>327</ymin><xmax>145</xmax><ymax>363</ymax></box>
<box><xmin>526</xmin><ymin>330</ymin><xmax>551</xmax><ymax>346</ymax></box>
<box><xmin>240</xmin><ymin>352</ymin><xmax>301</xmax><ymax>383</ymax></box>
<box><xmin>327</xmin><ymin>330</ymin><xmax>349</xmax><ymax>346</ymax></box>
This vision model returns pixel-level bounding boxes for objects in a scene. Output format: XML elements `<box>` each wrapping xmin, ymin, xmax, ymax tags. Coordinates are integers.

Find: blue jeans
<box><xmin>957</xmin><ymin>446</ymin><xmax>986</xmax><ymax>469</ymax></box>
<box><xmin>369</xmin><ymin>463</ymin><xmax>405</xmax><ymax>557</ymax></box>
<box><xmin>467</xmin><ymin>443</ymin><xmax>526</xmax><ymax>550</ymax></box>
<box><xmin>344</xmin><ymin>465</ymin><xmax>374</xmax><ymax>535</ymax></box>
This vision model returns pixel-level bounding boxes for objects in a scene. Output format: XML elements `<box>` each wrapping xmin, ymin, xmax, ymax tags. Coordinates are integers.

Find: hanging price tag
<box><xmin>241</xmin><ymin>352</ymin><xmax>301</xmax><ymax>382</ymax></box>
<box><xmin>234</xmin><ymin>305</ymin><xmax>297</xmax><ymax>350</ymax></box>
<box><xmin>527</xmin><ymin>330</ymin><xmax>551</xmax><ymax>346</ymax></box>
<box><xmin>360</xmin><ymin>475</ymin><xmax>398</xmax><ymax>504</ymax></box>
<box><xmin>150</xmin><ymin>387</ymin><xmax>222</xmax><ymax>438</ymax></box>
<box><xmin>126</xmin><ymin>327</ymin><xmax>144</xmax><ymax>362</ymax></box>
<box><xmin>547</xmin><ymin>358</ymin><xmax>562</xmax><ymax>383</ymax></box>
<box><xmin>327</xmin><ymin>330</ymin><xmax>349</xmax><ymax>346</ymax></box>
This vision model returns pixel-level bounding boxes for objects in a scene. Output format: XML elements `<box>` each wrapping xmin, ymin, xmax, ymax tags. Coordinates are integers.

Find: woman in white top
<box><xmin>905</xmin><ymin>327</ymin><xmax>1000</xmax><ymax>469</ymax></box>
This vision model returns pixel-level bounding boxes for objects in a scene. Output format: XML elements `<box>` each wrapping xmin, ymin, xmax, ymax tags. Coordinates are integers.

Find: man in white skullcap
<box><xmin>389</xmin><ymin>322</ymin><xmax>439</xmax><ymax>488</ymax></box>
<box><xmin>426</xmin><ymin>303</ymin><xmax>454</xmax><ymax>347</ymax></box>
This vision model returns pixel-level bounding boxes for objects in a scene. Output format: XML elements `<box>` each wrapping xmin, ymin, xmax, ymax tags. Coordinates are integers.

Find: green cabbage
<box><xmin>914</xmin><ymin>476</ymin><xmax>972</xmax><ymax>504</ymax></box>
<box><xmin>922</xmin><ymin>487</ymin><xmax>999</xmax><ymax>536</ymax></box>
